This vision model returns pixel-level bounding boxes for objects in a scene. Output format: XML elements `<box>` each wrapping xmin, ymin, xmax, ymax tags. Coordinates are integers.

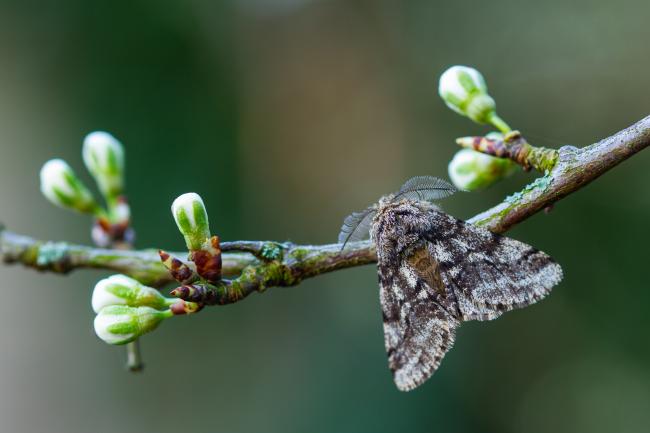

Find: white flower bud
<box><xmin>448</xmin><ymin>148</ymin><xmax>517</xmax><ymax>191</ymax></box>
<box><xmin>91</xmin><ymin>274</ymin><xmax>173</xmax><ymax>313</ymax></box>
<box><xmin>39</xmin><ymin>159</ymin><xmax>98</xmax><ymax>214</ymax></box>
<box><xmin>171</xmin><ymin>193</ymin><xmax>211</xmax><ymax>251</ymax></box>
<box><xmin>93</xmin><ymin>305</ymin><xmax>171</xmax><ymax>345</ymax></box>
<box><xmin>438</xmin><ymin>65</ymin><xmax>509</xmax><ymax>130</ymax></box>
<box><xmin>82</xmin><ymin>131</ymin><xmax>125</xmax><ymax>199</ymax></box>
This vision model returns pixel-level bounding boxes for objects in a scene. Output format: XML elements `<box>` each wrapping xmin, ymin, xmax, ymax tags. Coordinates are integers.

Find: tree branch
<box><xmin>0</xmin><ymin>230</ymin><xmax>260</xmax><ymax>287</ymax></box>
<box><xmin>2</xmin><ymin>115</ymin><xmax>649</xmax><ymax>300</ymax></box>
<box><xmin>469</xmin><ymin>115</ymin><xmax>650</xmax><ymax>232</ymax></box>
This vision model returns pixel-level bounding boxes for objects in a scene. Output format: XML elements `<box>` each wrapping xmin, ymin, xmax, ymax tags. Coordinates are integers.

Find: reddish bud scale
<box><xmin>191</xmin><ymin>235</ymin><xmax>222</xmax><ymax>283</ymax></box>
<box><xmin>171</xmin><ymin>284</ymin><xmax>220</xmax><ymax>305</ymax></box>
<box><xmin>92</xmin><ymin>219</ymin><xmax>134</xmax><ymax>248</ymax></box>
<box><xmin>158</xmin><ymin>250</ymin><xmax>197</xmax><ymax>284</ymax></box>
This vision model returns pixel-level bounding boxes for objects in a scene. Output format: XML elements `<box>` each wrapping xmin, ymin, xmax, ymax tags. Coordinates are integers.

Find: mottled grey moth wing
<box><xmin>374</xmin><ymin>201</ymin><xmax>562</xmax><ymax>391</ymax></box>
<box><xmin>380</xmin><ymin>247</ymin><xmax>460</xmax><ymax>391</ymax></box>
<box><xmin>392</xmin><ymin>176</ymin><xmax>458</xmax><ymax>203</ymax></box>
<box><xmin>338</xmin><ymin>206</ymin><xmax>377</xmax><ymax>250</ymax></box>
<box><xmin>422</xmin><ymin>209</ymin><xmax>562</xmax><ymax>322</ymax></box>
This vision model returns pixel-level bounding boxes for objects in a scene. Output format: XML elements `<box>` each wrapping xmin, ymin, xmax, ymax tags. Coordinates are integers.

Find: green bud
<box><xmin>39</xmin><ymin>159</ymin><xmax>99</xmax><ymax>214</ymax></box>
<box><xmin>171</xmin><ymin>192</ymin><xmax>211</xmax><ymax>251</ymax></box>
<box><xmin>82</xmin><ymin>131</ymin><xmax>125</xmax><ymax>200</ymax></box>
<box><xmin>91</xmin><ymin>274</ymin><xmax>175</xmax><ymax>313</ymax></box>
<box><xmin>93</xmin><ymin>305</ymin><xmax>171</xmax><ymax>345</ymax></box>
<box><xmin>438</xmin><ymin>65</ymin><xmax>510</xmax><ymax>132</ymax></box>
<box><xmin>448</xmin><ymin>148</ymin><xmax>517</xmax><ymax>191</ymax></box>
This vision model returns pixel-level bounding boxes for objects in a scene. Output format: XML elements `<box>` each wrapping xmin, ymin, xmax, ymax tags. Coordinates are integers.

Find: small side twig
<box><xmin>457</xmin><ymin>130</ymin><xmax>558</xmax><ymax>172</ymax></box>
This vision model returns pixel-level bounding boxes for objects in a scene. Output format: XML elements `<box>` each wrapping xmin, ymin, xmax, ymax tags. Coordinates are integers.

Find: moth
<box><xmin>339</xmin><ymin>176</ymin><xmax>563</xmax><ymax>391</ymax></box>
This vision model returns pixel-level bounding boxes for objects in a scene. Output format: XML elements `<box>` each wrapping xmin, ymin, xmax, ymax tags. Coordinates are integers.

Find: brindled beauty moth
<box><xmin>339</xmin><ymin>176</ymin><xmax>563</xmax><ymax>391</ymax></box>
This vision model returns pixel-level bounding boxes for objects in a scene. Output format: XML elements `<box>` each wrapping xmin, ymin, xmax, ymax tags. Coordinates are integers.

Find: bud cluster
<box><xmin>92</xmin><ymin>274</ymin><xmax>199</xmax><ymax>345</ymax></box>
<box><xmin>438</xmin><ymin>66</ymin><xmax>519</xmax><ymax>190</ymax></box>
<box><xmin>161</xmin><ymin>192</ymin><xmax>227</xmax><ymax>309</ymax></box>
<box><xmin>170</xmin><ymin>192</ymin><xmax>222</xmax><ymax>284</ymax></box>
<box><xmin>39</xmin><ymin>131</ymin><xmax>131</xmax><ymax>246</ymax></box>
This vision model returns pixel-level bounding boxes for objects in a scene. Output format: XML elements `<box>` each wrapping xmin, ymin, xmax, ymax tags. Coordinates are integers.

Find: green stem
<box><xmin>125</xmin><ymin>341</ymin><xmax>144</xmax><ymax>372</ymax></box>
<box><xmin>105</xmin><ymin>195</ymin><xmax>119</xmax><ymax>221</ymax></box>
<box><xmin>91</xmin><ymin>204</ymin><xmax>109</xmax><ymax>221</ymax></box>
<box><xmin>488</xmin><ymin>112</ymin><xmax>512</xmax><ymax>133</ymax></box>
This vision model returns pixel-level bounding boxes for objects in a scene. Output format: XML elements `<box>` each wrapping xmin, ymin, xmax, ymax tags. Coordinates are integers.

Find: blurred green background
<box><xmin>1</xmin><ymin>1</ymin><xmax>649</xmax><ymax>432</ymax></box>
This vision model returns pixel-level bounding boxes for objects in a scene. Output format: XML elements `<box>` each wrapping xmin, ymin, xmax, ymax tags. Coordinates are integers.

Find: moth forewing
<box><xmin>423</xmin><ymin>208</ymin><xmax>563</xmax><ymax>321</ymax></box>
<box><xmin>371</xmin><ymin>196</ymin><xmax>562</xmax><ymax>391</ymax></box>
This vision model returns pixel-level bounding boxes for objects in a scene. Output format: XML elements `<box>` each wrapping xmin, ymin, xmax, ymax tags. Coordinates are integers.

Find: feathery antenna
<box><xmin>392</xmin><ymin>176</ymin><xmax>457</xmax><ymax>203</ymax></box>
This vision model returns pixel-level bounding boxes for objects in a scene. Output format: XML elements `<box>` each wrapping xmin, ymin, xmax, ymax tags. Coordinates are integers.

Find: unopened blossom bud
<box><xmin>93</xmin><ymin>305</ymin><xmax>171</xmax><ymax>345</ymax></box>
<box><xmin>171</xmin><ymin>192</ymin><xmax>211</xmax><ymax>251</ymax></box>
<box><xmin>91</xmin><ymin>274</ymin><xmax>174</xmax><ymax>313</ymax></box>
<box><xmin>438</xmin><ymin>65</ymin><xmax>510</xmax><ymax>132</ymax></box>
<box><xmin>40</xmin><ymin>159</ymin><xmax>98</xmax><ymax>214</ymax></box>
<box><xmin>448</xmin><ymin>148</ymin><xmax>517</xmax><ymax>191</ymax></box>
<box><xmin>82</xmin><ymin>131</ymin><xmax>125</xmax><ymax>199</ymax></box>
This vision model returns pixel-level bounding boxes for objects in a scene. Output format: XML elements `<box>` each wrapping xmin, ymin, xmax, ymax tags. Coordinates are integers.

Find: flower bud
<box><xmin>171</xmin><ymin>193</ymin><xmax>211</xmax><ymax>251</ymax></box>
<box><xmin>91</xmin><ymin>274</ymin><xmax>174</xmax><ymax>313</ymax></box>
<box><xmin>40</xmin><ymin>159</ymin><xmax>98</xmax><ymax>214</ymax></box>
<box><xmin>82</xmin><ymin>131</ymin><xmax>125</xmax><ymax>199</ymax></box>
<box><xmin>94</xmin><ymin>305</ymin><xmax>171</xmax><ymax>345</ymax></box>
<box><xmin>448</xmin><ymin>148</ymin><xmax>517</xmax><ymax>191</ymax></box>
<box><xmin>438</xmin><ymin>66</ymin><xmax>510</xmax><ymax>131</ymax></box>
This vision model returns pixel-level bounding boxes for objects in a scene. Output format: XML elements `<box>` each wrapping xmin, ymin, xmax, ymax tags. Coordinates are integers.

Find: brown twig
<box><xmin>468</xmin><ymin>115</ymin><xmax>650</xmax><ymax>232</ymax></box>
<box><xmin>2</xmin><ymin>115</ymin><xmax>649</xmax><ymax>304</ymax></box>
<box><xmin>456</xmin><ymin>130</ymin><xmax>559</xmax><ymax>173</ymax></box>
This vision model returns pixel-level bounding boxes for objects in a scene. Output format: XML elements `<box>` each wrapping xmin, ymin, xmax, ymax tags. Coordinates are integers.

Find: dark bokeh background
<box><xmin>1</xmin><ymin>1</ymin><xmax>649</xmax><ymax>432</ymax></box>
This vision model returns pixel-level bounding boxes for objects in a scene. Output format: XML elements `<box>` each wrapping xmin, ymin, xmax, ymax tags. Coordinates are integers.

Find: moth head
<box><xmin>337</xmin><ymin>176</ymin><xmax>457</xmax><ymax>250</ymax></box>
<box><xmin>371</xmin><ymin>200</ymin><xmax>436</xmax><ymax>258</ymax></box>
<box><xmin>377</xmin><ymin>195</ymin><xmax>395</xmax><ymax>208</ymax></box>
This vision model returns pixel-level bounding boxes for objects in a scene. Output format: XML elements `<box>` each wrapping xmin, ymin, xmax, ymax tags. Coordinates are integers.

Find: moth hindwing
<box><xmin>372</xmin><ymin>198</ymin><xmax>562</xmax><ymax>391</ymax></box>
